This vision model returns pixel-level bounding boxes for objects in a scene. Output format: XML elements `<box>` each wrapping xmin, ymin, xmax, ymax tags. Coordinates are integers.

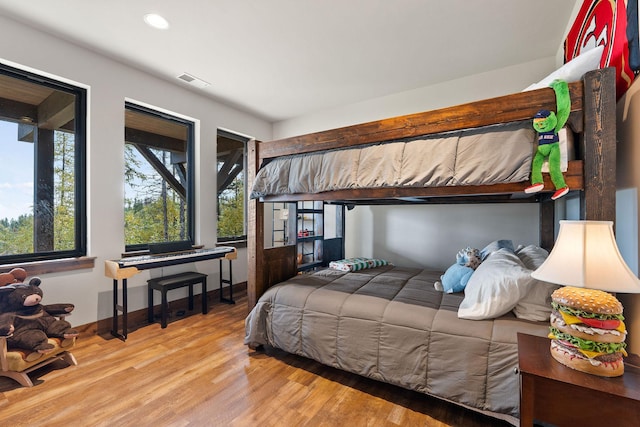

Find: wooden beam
<box><xmin>134</xmin><ymin>145</ymin><xmax>186</xmax><ymax>199</ymax></box>
<box><xmin>217</xmin><ymin>147</ymin><xmax>243</xmax><ymax>193</ymax></box>
<box><xmin>0</xmin><ymin>96</ymin><xmax>37</xmax><ymax>122</ymax></box>
<box><xmin>18</xmin><ymin>123</ymin><xmax>35</xmax><ymax>142</ymax></box>
<box><xmin>580</xmin><ymin>67</ymin><xmax>616</xmax><ymax>222</ymax></box>
<box><xmin>247</xmin><ymin>139</ymin><xmax>264</xmax><ymax>309</ymax></box>
<box><xmin>539</xmin><ymin>199</ymin><xmax>555</xmax><ymax>251</ymax></box>
<box><xmin>259</xmin><ymin>80</ymin><xmax>585</xmax><ymax>161</ymax></box>
<box><xmin>38</xmin><ymin>91</ymin><xmax>75</xmax><ymax>130</ymax></box>
<box><xmin>125</xmin><ymin>127</ymin><xmax>185</xmax><ymax>152</ymax></box>
<box><xmin>218</xmin><ymin>165</ymin><xmax>243</xmax><ymax>195</ymax></box>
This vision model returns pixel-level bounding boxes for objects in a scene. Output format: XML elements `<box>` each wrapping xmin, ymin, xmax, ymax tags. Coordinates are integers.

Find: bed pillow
<box><xmin>513</xmin><ymin>280</ymin><xmax>560</xmax><ymax>322</ymax></box>
<box><xmin>515</xmin><ymin>244</ymin><xmax>548</xmax><ymax>270</ymax></box>
<box><xmin>458</xmin><ymin>248</ymin><xmax>533</xmax><ymax>320</ymax></box>
<box><xmin>479</xmin><ymin>239</ymin><xmax>515</xmax><ymax>261</ymax></box>
<box><xmin>523</xmin><ymin>45</ymin><xmax>603</xmax><ymax>91</ymax></box>
<box><xmin>513</xmin><ymin>244</ymin><xmax>560</xmax><ymax>322</ymax></box>
<box><xmin>328</xmin><ymin>257</ymin><xmax>389</xmax><ymax>272</ymax></box>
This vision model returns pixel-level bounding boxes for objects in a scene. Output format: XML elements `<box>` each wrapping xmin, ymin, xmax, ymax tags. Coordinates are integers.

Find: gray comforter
<box><xmin>250</xmin><ymin>122</ymin><xmax>535</xmax><ymax>199</ymax></box>
<box><xmin>244</xmin><ymin>265</ymin><xmax>549</xmax><ymax>424</ymax></box>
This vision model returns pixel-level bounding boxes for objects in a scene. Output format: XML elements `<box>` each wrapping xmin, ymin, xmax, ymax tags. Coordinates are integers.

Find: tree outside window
<box><xmin>0</xmin><ymin>64</ymin><xmax>86</xmax><ymax>263</ymax></box>
<box><xmin>217</xmin><ymin>130</ymin><xmax>247</xmax><ymax>241</ymax></box>
<box><xmin>123</xmin><ymin>103</ymin><xmax>194</xmax><ymax>250</ymax></box>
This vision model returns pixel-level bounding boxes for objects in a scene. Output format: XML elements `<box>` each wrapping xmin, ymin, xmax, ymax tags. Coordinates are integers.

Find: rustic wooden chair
<box><xmin>0</xmin><ymin>316</ymin><xmax>77</xmax><ymax>387</ymax></box>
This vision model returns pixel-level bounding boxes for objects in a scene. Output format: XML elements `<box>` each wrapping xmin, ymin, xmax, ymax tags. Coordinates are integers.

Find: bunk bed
<box><xmin>244</xmin><ymin>68</ymin><xmax>617</xmax><ymax>425</ymax></box>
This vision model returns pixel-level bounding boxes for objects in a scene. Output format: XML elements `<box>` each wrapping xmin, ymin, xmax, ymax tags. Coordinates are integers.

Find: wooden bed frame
<box><xmin>247</xmin><ymin>67</ymin><xmax>617</xmax><ymax>308</ymax></box>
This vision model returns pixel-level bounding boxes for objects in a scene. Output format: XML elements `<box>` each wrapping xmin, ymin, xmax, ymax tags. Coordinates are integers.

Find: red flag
<box><xmin>565</xmin><ymin>0</ymin><xmax>635</xmax><ymax>99</ymax></box>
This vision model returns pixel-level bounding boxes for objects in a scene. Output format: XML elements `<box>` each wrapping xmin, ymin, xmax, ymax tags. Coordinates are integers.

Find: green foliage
<box><xmin>218</xmin><ymin>176</ymin><xmax>244</xmax><ymax>238</ymax></box>
<box><xmin>3</xmin><ymin>128</ymin><xmax>247</xmax><ymax>255</ymax></box>
<box><xmin>2</xmin><ymin>127</ymin><xmax>196</xmax><ymax>256</ymax></box>
<box><xmin>124</xmin><ymin>191</ymin><xmax>186</xmax><ymax>245</ymax></box>
<box><xmin>124</xmin><ymin>146</ymin><xmax>188</xmax><ymax>246</ymax></box>
<box><xmin>0</xmin><ymin>214</ymin><xmax>34</xmax><ymax>255</ymax></box>
<box><xmin>1</xmin><ymin>131</ymin><xmax>76</xmax><ymax>255</ymax></box>
<box><xmin>53</xmin><ymin>132</ymin><xmax>76</xmax><ymax>251</ymax></box>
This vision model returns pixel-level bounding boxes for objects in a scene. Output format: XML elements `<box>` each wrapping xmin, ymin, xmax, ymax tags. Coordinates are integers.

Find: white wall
<box><xmin>0</xmin><ymin>16</ymin><xmax>272</xmax><ymax>326</ymax></box>
<box><xmin>274</xmin><ymin>57</ymin><xmax>558</xmax><ymax>270</ymax></box>
<box><xmin>274</xmin><ymin>57</ymin><xmax>555</xmax><ymax>139</ymax></box>
<box><xmin>616</xmin><ymin>80</ymin><xmax>640</xmax><ymax>354</ymax></box>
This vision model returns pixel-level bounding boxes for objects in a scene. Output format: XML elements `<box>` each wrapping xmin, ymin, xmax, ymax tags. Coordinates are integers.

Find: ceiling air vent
<box><xmin>177</xmin><ymin>72</ymin><xmax>210</xmax><ymax>89</ymax></box>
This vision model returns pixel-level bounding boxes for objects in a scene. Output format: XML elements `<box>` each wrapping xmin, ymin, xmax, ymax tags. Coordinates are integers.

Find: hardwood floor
<box><xmin>0</xmin><ymin>293</ymin><xmax>511</xmax><ymax>427</ymax></box>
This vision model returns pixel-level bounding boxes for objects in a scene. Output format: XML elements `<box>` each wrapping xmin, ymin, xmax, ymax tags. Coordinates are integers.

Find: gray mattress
<box><xmin>250</xmin><ymin>122</ymin><xmax>535</xmax><ymax>198</ymax></box>
<box><xmin>244</xmin><ymin>265</ymin><xmax>549</xmax><ymax>424</ymax></box>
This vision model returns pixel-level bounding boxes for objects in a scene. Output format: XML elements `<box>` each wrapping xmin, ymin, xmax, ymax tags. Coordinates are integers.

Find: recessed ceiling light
<box><xmin>143</xmin><ymin>13</ymin><xmax>169</xmax><ymax>30</ymax></box>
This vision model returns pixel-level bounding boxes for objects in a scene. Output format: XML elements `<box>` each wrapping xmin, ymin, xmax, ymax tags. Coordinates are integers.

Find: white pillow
<box><xmin>523</xmin><ymin>45</ymin><xmax>604</xmax><ymax>91</ymax></box>
<box><xmin>513</xmin><ymin>244</ymin><xmax>560</xmax><ymax>322</ymax></box>
<box><xmin>458</xmin><ymin>248</ymin><xmax>534</xmax><ymax>320</ymax></box>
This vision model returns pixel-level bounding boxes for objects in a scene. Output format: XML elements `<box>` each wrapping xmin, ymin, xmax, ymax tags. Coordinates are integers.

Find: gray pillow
<box><xmin>480</xmin><ymin>239</ymin><xmax>515</xmax><ymax>260</ymax></box>
<box><xmin>513</xmin><ymin>244</ymin><xmax>560</xmax><ymax>322</ymax></box>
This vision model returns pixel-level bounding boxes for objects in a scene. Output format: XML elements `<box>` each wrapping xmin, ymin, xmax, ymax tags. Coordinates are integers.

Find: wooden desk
<box><xmin>517</xmin><ymin>333</ymin><xmax>640</xmax><ymax>427</ymax></box>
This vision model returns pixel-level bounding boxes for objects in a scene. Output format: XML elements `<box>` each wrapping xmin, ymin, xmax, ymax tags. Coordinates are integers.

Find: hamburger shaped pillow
<box><xmin>548</xmin><ymin>286</ymin><xmax>627</xmax><ymax>377</ymax></box>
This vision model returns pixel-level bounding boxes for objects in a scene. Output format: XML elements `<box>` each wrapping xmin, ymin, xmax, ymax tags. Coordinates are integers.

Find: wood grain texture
<box><xmin>259</xmin><ymin>81</ymin><xmax>584</xmax><ymax>160</ymax></box>
<box><xmin>0</xmin><ymin>257</ymin><xmax>96</xmax><ymax>275</ymax></box>
<box><xmin>247</xmin><ymin>138</ymin><xmax>265</xmax><ymax>309</ymax></box>
<box><xmin>518</xmin><ymin>333</ymin><xmax>640</xmax><ymax>427</ymax></box>
<box><xmin>581</xmin><ymin>67</ymin><xmax>616</xmax><ymax>222</ymax></box>
<box><xmin>263</xmin><ymin>245</ymin><xmax>297</xmax><ymax>291</ymax></box>
<box><xmin>539</xmin><ymin>199</ymin><xmax>556</xmax><ymax>251</ymax></box>
<box><xmin>0</xmin><ymin>294</ymin><xmax>511</xmax><ymax>427</ymax></box>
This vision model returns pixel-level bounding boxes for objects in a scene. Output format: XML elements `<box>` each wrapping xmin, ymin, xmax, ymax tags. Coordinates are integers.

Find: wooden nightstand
<box><xmin>517</xmin><ymin>333</ymin><xmax>640</xmax><ymax>427</ymax></box>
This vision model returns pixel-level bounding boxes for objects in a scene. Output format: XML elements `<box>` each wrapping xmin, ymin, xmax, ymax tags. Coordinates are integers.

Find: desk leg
<box><xmin>110</xmin><ymin>278</ymin><xmax>128</xmax><ymax>341</ymax></box>
<box><xmin>112</xmin><ymin>279</ymin><xmax>118</xmax><ymax>336</ymax></box>
<box><xmin>219</xmin><ymin>259</ymin><xmax>235</xmax><ymax>304</ymax></box>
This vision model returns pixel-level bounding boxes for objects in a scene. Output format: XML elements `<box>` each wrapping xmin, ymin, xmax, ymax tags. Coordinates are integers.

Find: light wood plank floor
<box><xmin>0</xmin><ymin>294</ymin><xmax>511</xmax><ymax>427</ymax></box>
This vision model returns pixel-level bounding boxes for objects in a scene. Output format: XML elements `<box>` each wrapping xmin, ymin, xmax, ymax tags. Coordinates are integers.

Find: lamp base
<box><xmin>548</xmin><ymin>286</ymin><xmax>627</xmax><ymax>377</ymax></box>
<box><xmin>549</xmin><ymin>339</ymin><xmax>624</xmax><ymax>377</ymax></box>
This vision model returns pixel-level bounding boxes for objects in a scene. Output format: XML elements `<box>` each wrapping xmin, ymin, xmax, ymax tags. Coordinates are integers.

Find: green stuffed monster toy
<box><xmin>525</xmin><ymin>79</ymin><xmax>570</xmax><ymax>200</ymax></box>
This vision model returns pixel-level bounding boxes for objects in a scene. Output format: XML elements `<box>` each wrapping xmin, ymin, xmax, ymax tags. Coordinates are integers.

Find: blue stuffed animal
<box><xmin>434</xmin><ymin>247</ymin><xmax>481</xmax><ymax>293</ymax></box>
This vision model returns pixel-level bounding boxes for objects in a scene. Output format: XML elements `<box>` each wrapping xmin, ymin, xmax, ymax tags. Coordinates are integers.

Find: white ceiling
<box><xmin>0</xmin><ymin>0</ymin><xmax>577</xmax><ymax>123</ymax></box>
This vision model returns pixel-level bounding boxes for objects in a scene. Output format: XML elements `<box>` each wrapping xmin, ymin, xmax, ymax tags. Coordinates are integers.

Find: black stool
<box><xmin>147</xmin><ymin>272</ymin><xmax>208</xmax><ymax>328</ymax></box>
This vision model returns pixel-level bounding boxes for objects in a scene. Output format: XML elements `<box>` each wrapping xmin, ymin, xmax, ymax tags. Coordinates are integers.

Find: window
<box><xmin>124</xmin><ymin>102</ymin><xmax>194</xmax><ymax>251</ymax></box>
<box><xmin>0</xmin><ymin>63</ymin><xmax>86</xmax><ymax>264</ymax></box>
<box><xmin>217</xmin><ymin>130</ymin><xmax>248</xmax><ymax>242</ymax></box>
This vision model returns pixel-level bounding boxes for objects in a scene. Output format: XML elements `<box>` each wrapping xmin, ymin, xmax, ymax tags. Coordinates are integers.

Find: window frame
<box><xmin>123</xmin><ymin>101</ymin><xmax>195</xmax><ymax>252</ymax></box>
<box><xmin>0</xmin><ymin>62</ymin><xmax>87</xmax><ymax>265</ymax></box>
<box><xmin>216</xmin><ymin>129</ymin><xmax>248</xmax><ymax>243</ymax></box>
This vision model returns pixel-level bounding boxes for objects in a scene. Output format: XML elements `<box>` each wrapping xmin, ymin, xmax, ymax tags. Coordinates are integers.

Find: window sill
<box><xmin>218</xmin><ymin>240</ymin><xmax>247</xmax><ymax>249</ymax></box>
<box><xmin>0</xmin><ymin>256</ymin><xmax>96</xmax><ymax>276</ymax></box>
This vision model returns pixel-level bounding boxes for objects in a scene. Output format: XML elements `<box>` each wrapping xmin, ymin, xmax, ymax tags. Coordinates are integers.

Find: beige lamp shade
<box><xmin>531</xmin><ymin>220</ymin><xmax>640</xmax><ymax>293</ymax></box>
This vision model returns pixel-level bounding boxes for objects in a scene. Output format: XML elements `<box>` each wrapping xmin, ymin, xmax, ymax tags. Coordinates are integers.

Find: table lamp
<box><xmin>531</xmin><ymin>220</ymin><xmax>640</xmax><ymax>377</ymax></box>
